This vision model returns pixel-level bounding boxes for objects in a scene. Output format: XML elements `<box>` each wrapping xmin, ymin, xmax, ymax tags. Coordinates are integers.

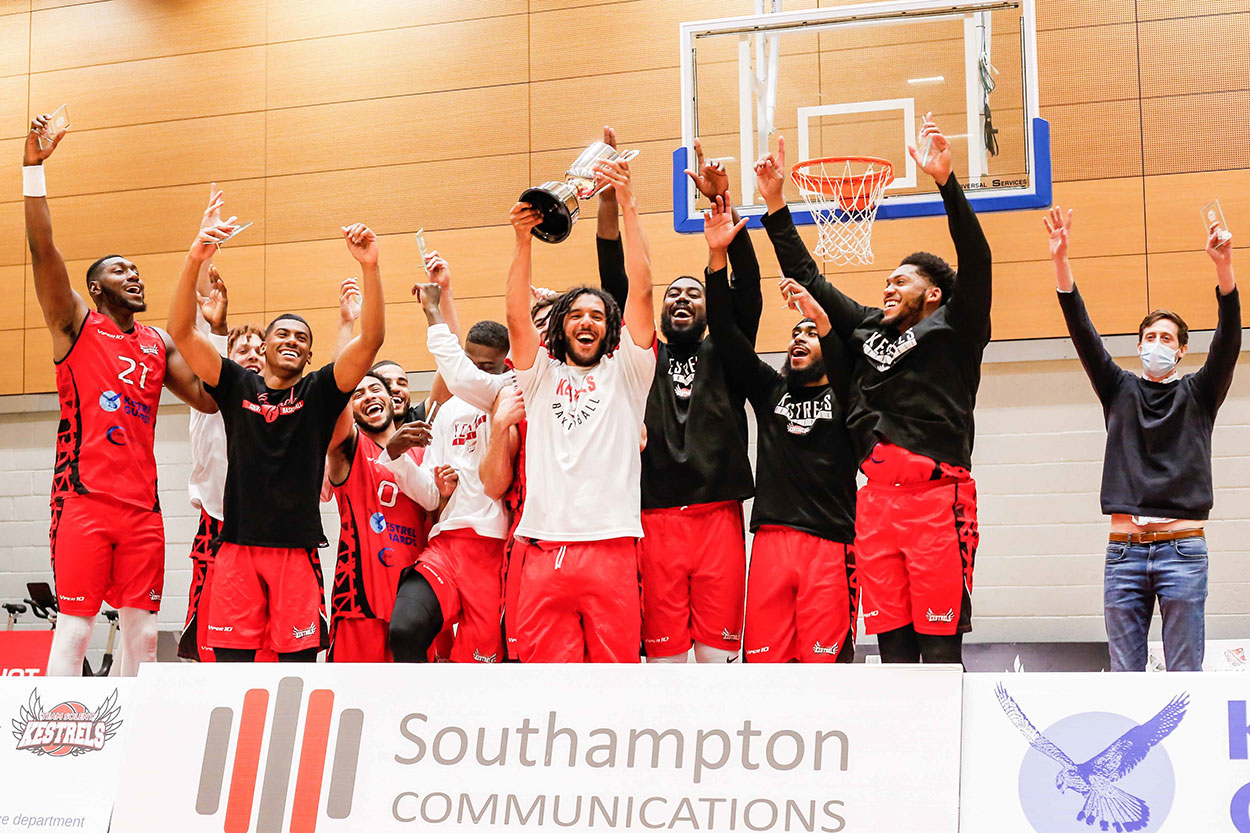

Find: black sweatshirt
<box><xmin>1058</xmin><ymin>284</ymin><xmax>1241</xmax><ymax>520</ymax></box>
<box><xmin>761</xmin><ymin>174</ymin><xmax>992</xmax><ymax>468</ymax></box>
<box><xmin>597</xmin><ymin>233</ymin><xmax>761</xmax><ymax>509</ymax></box>
<box><xmin>704</xmin><ymin>263</ymin><xmax>858</xmax><ymax>543</ymax></box>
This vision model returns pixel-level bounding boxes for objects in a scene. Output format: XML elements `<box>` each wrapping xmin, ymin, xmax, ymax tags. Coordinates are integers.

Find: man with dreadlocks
<box><xmin>594</xmin><ymin>128</ymin><xmax>759</xmax><ymax>663</ymax></box>
<box><xmin>505</xmin><ymin>154</ymin><xmax>656</xmax><ymax>663</ymax></box>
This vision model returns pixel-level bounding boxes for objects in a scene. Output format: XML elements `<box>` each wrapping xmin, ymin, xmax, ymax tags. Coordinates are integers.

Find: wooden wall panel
<box><xmin>1136</xmin><ymin>0</ymin><xmax>1250</xmax><ymax>22</ymax></box>
<box><xmin>45</xmin><ymin>114</ymin><xmax>266</xmax><ymax>196</ymax></box>
<box><xmin>266</xmin><ymin>16</ymin><xmax>529</xmax><ymax>110</ymax></box>
<box><xmin>29</xmin><ymin>0</ymin><xmax>266</xmax><ymax>72</ymax></box>
<box><xmin>28</xmin><ymin>47</ymin><xmax>267</xmax><ymax>130</ymax></box>
<box><xmin>264</xmin><ymin>153</ymin><xmax>529</xmax><ymax>244</ymax></box>
<box><xmin>0</xmin><ymin>76</ymin><xmax>27</xmax><ymax>141</ymax></box>
<box><xmin>1146</xmin><ymin>250</ymin><xmax>1238</xmax><ymax>331</ymax></box>
<box><xmin>266</xmin><ymin>0</ymin><xmax>525</xmax><ymax>43</ymax></box>
<box><xmin>1038</xmin><ymin>23</ymin><xmax>1138</xmax><ymax>107</ymax></box>
<box><xmin>0</xmin><ymin>0</ymin><xmax>1244</xmax><ymax>391</ymax></box>
<box><xmin>0</xmin><ymin>264</ymin><xmax>24</xmax><ymax>329</ymax></box>
<box><xmin>0</xmin><ymin>200</ymin><xmax>26</xmax><ymax>267</ymax></box>
<box><xmin>1138</xmin><ymin>13</ymin><xmax>1250</xmax><ymax>98</ymax></box>
<box><xmin>1044</xmin><ymin>99</ymin><xmax>1143</xmax><ymax>182</ymax></box>
<box><xmin>23</xmin><ymin>326</ymin><xmax>51</xmax><ymax>391</ymax></box>
<box><xmin>36</xmin><ymin>178</ymin><xmax>264</xmax><ymax>263</ymax></box>
<box><xmin>0</xmin><ymin>11</ymin><xmax>28</xmax><ymax>78</ymax></box>
<box><xmin>266</xmin><ymin>85</ymin><xmax>528</xmax><ymax>177</ymax></box>
<box><xmin>1035</xmin><ymin>0</ymin><xmax>1135</xmax><ymax>29</ymax></box>
<box><xmin>1144</xmin><ymin>169</ymin><xmax>1250</xmax><ymax>254</ymax></box>
<box><xmin>1142</xmin><ymin>90</ymin><xmax>1250</xmax><ymax>177</ymax></box>
<box><xmin>529</xmin><ymin>0</ymin><xmax>743</xmax><ymax>80</ymax></box>
<box><xmin>0</xmin><ymin>328</ymin><xmax>21</xmax><ymax>394</ymax></box>
<box><xmin>21</xmin><ymin>246</ymin><xmax>267</xmax><ymax>328</ymax></box>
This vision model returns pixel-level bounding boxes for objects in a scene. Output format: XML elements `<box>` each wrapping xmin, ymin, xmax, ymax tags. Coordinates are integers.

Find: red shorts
<box><xmin>207</xmin><ymin>543</ymin><xmax>329</xmax><ymax>653</ymax></box>
<box><xmin>856</xmin><ymin>442</ymin><xmax>978</xmax><ymax>636</ymax></box>
<box><xmin>639</xmin><ymin>502</ymin><xmax>745</xmax><ymax>657</ymax></box>
<box><xmin>328</xmin><ymin>618</ymin><xmax>390</xmax><ymax>662</ymax></box>
<box><xmin>178</xmin><ymin>509</ymin><xmax>222</xmax><ymax>661</ymax></box>
<box><xmin>50</xmin><ymin>494</ymin><xmax>165</xmax><ymax>617</ymax></box>
<box><xmin>514</xmin><ymin>537</ymin><xmax>641</xmax><ymax>663</ymax></box>
<box><xmin>329</xmin><ymin>617</ymin><xmax>454</xmax><ymax>662</ymax></box>
<box><xmin>744</xmin><ymin>526</ymin><xmax>858</xmax><ymax>663</ymax></box>
<box><xmin>416</xmin><ymin>530</ymin><xmax>506</xmax><ymax>664</ymax></box>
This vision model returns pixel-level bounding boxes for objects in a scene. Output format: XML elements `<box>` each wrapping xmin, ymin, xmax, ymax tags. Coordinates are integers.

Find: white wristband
<box><xmin>22</xmin><ymin>165</ymin><xmax>46</xmax><ymax>198</ymax></box>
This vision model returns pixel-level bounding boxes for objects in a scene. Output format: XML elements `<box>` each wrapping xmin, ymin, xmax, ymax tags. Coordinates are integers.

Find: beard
<box><xmin>782</xmin><ymin>356</ymin><xmax>827</xmax><ymax>387</ymax></box>
<box><xmin>660</xmin><ymin>309</ymin><xmax>707</xmax><ymax>350</ymax></box>
<box><xmin>99</xmin><ymin>284</ymin><xmax>147</xmax><ymax>313</ymax></box>
<box><xmin>567</xmin><ymin>340</ymin><xmax>608</xmax><ymax>367</ymax></box>
<box><xmin>354</xmin><ymin>411</ymin><xmax>391</xmax><ymax>435</ymax></box>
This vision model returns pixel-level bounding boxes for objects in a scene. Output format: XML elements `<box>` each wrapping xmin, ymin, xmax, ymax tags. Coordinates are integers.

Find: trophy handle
<box><xmin>585</xmin><ymin>148</ymin><xmax>642</xmax><ymax>198</ymax></box>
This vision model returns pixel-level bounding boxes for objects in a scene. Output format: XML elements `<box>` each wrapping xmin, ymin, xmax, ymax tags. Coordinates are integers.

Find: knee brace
<box><xmin>389</xmin><ymin>572</ymin><xmax>444</xmax><ymax>663</ymax></box>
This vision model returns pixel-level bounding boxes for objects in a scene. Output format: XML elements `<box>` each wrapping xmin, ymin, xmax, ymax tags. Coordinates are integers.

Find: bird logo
<box><xmin>996</xmin><ymin>683</ymin><xmax>1187</xmax><ymax>833</ymax></box>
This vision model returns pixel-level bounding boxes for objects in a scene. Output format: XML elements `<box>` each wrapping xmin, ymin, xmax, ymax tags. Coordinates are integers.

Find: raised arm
<box><xmin>417</xmin><ymin>280</ymin><xmax>508</xmax><ymax>412</ymax></box>
<box><xmin>1045</xmin><ymin>206</ymin><xmax>1123</xmax><ymax>404</ymax></box>
<box><xmin>23</xmin><ymin>115</ymin><xmax>88</xmax><ymax>359</ymax></box>
<box><xmin>911</xmin><ymin>115</ymin><xmax>992</xmax><ymax>337</ymax></box>
<box><xmin>725</xmin><ymin>215</ymin><xmax>764</xmax><ymax>344</ymax></box>
<box><xmin>334</xmin><ymin>223</ymin><xmax>385</xmax><ymax>393</ymax></box>
<box><xmin>594</xmin><ymin>157</ymin><xmax>654</xmax><ymax>348</ymax></box>
<box><xmin>704</xmin><ymin>196</ymin><xmax>779</xmax><ymax>405</ymax></box>
<box><xmin>506</xmin><ymin>202</ymin><xmax>543</xmax><ymax>370</ymax></box>
<box><xmin>1192</xmin><ymin>224</ymin><xmax>1241</xmax><ymax>410</ymax></box>
<box><xmin>334</xmin><ymin>276</ymin><xmax>360</xmax><ymax>359</ymax></box>
<box><xmin>756</xmin><ymin>136</ymin><xmax>872</xmax><ymax>341</ymax></box>
<box><xmin>481</xmin><ymin>384</ymin><xmax>524</xmax><ymax>501</ymax></box>
<box><xmin>780</xmin><ymin>276</ymin><xmax>850</xmax><ymax>399</ymax></box>
<box><xmin>595</xmin><ymin>127</ymin><xmax>630</xmax><ymax>311</ymax></box>
<box><xmin>168</xmin><ymin>202</ymin><xmax>240</xmax><ymax>387</ymax></box>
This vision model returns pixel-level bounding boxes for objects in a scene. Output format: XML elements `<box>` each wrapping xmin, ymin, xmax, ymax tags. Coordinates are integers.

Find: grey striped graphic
<box><xmin>257</xmin><ymin>676</ymin><xmax>304</xmax><ymax>833</ymax></box>
<box><xmin>326</xmin><ymin>708</ymin><xmax>364</xmax><ymax>819</ymax></box>
<box><xmin>195</xmin><ymin>707</ymin><xmax>234</xmax><ymax>815</ymax></box>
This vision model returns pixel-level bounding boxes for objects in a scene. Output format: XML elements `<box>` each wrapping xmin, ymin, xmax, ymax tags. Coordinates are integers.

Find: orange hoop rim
<box><xmin>790</xmin><ymin>156</ymin><xmax>895</xmax><ymax>198</ymax></box>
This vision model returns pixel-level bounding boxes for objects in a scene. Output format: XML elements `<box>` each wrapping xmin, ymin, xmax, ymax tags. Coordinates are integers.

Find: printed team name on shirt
<box><xmin>669</xmin><ymin>355</ymin><xmax>698</xmax><ymax>400</ymax></box>
<box><xmin>550</xmin><ymin>376</ymin><xmax>601</xmax><ymax>431</ymax></box>
<box><xmin>450</xmin><ymin>414</ymin><xmax>487</xmax><ymax>451</ymax></box>
<box><xmin>240</xmin><ymin>389</ymin><xmax>306</xmax><ymax>424</ymax></box>
<box><xmin>773</xmin><ymin>389</ymin><xmax>835</xmax><ymax>435</ymax></box>
<box><xmin>862</xmin><ymin>328</ymin><xmax>918</xmax><ymax>372</ymax></box>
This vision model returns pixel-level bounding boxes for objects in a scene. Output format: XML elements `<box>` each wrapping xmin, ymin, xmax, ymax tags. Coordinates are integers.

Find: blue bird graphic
<box><xmin>995</xmin><ymin>684</ymin><xmax>1188</xmax><ymax>833</ymax></box>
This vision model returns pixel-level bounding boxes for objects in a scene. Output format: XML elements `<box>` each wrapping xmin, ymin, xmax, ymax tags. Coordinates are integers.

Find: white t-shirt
<box><xmin>188</xmin><ymin>329</ymin><xmax>229</xmax><ymax>520</ymax></box>
<box><xmin>416</xmin><ymin>395</ymin><xmax>509</xmax><ymax>540</ymax></box>
<box><xmin>513</xmin><ymin>327</ymin><xmax>656</xmax><ymax>541</ymax></box>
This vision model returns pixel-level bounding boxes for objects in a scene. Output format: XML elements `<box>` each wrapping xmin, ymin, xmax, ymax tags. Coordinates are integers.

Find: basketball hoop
<box><xmin>791</xmin><ymin>157</ymin><xmax>894</xmax><ymax>266</ymax></box>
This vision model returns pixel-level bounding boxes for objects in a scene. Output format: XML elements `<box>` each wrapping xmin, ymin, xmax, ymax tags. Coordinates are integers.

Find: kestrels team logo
<box><xmin>11</xmin><ymin>688</ymin><xmax>122</xmax><ymax>756</ymax></box>
<box><xmin>197</xmin><ymin>676</ymin><xmax>363</xmax><ymax>833</ymax></box>
<box><xmin>997</xmin><ymin>684</ymin><xmax>1187</xmax><ymax>833</ymax></box>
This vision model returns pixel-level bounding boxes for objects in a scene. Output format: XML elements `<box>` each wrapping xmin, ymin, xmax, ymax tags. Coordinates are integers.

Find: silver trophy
<box><xmin>520</xmin><ymin>142</ymin><xmax>640</xmax><ymax>243</ymax></box>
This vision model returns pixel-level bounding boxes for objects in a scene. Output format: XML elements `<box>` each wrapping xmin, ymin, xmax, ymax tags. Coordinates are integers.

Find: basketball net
<box><xmin>791</xmin><ymin>157</ymin><xmax>894</xmax><ymax>266</ymax></box>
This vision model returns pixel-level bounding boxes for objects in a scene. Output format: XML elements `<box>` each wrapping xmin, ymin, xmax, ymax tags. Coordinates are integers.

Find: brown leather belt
<box><xmin>1109</xmin><ymin>529</ymin><xmax>1204</xmax><ymax>544</ymax></box>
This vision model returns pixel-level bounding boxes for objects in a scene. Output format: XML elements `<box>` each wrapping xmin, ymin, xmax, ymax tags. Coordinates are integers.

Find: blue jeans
<box><xmin>1104</xmin><ymin>536</ymin><xmax>1208</xmax><ymax>671</ymax></box>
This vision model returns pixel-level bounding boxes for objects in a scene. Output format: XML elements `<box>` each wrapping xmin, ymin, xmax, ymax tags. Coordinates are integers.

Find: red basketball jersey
<box><xmin>330</xmin><ymin>434</ymin><xmax>429</xmax><ymax>622</ymax></box>
<box><xmin>52</xmin><ymin>311</ymin><xmax>167</xmax><ymax>510</ymax></box>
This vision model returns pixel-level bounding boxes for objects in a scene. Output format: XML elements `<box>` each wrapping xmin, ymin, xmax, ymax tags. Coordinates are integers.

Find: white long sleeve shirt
<box><xmin>187</xmin><ymin>329</ymin><xmax>229</xmax><ymax>520</ymax></box>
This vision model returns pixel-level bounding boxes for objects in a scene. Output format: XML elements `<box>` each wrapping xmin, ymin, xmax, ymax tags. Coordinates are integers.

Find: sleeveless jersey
<box><xmin>52</xmin><ymin>310</ymin><xmax>167</xmax><ymax>511</ymax></box>
<box><xmin>330</xmin><ymin>434</ymin><xmax>429</xmax><ymax>622</ymax></box>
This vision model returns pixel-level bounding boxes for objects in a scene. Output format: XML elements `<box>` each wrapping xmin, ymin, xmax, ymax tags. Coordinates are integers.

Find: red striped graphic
<box><xmin>224</xmin><ymin>688</ymin><xmax>270</xmax><ymax>833</ymax></box>
<box><xmin>289</xmin><ymin>689</ymin><xmax>335</xmax><ymax>833</ymax></box>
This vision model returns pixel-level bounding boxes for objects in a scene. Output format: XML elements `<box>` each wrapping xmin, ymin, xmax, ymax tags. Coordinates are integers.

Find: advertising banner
<box><xmin>961</xmin><ymin>672</ymin><xmax>1250</xmax><ymax>833</ymax></box>
<box><xmin>0</xmin><ymin>677</ymin><xmax>135</xmax><ymax>832</ymax></box>
<box><xmin>112</xmin><ymin>663</ymin><xmax>964</xmax><ymax>833</ymax></box>
<box><xmin>0</xmin><ymin>633</ymin><xmax>53</xmax><ymax>677</ymax></box>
